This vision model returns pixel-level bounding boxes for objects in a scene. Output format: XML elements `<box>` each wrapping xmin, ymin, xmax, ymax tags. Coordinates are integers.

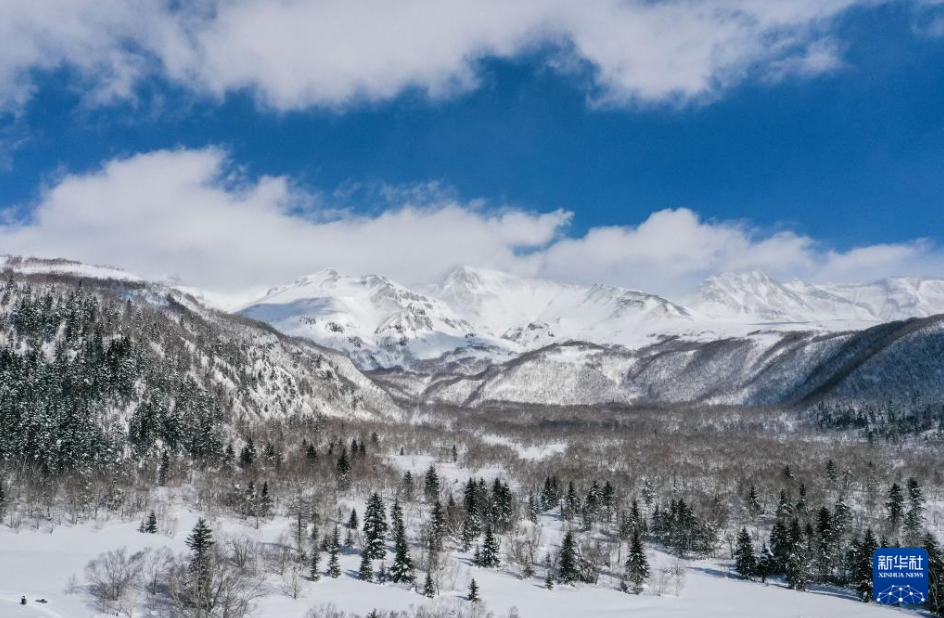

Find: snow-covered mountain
<box><xmin>239</xmin><ymin>265</ymin><xmax>944</xmax><ymax>370</ymax></box>
<box><xmin>238</xmin><ymin>269</ymin><xmax>514</xmax><ymax>369</ymax></box>
<box><xmin>687</xmin><ymin>271</ymin><xmax>944</xmax><ymax>325</ymax></box>
<box><xmin>239</xmin><ymin>266</ymin><xmax>696</xmax><ymax>369</ymax></box>
<box><xmin>429</xmin><ymin>265</ymin><xmax>693</xmax><ymax>347</ymax></box>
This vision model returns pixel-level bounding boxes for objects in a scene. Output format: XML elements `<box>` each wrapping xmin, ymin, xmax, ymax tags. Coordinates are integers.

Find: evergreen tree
<box><xmin>186</xmin><ymin>518</ymin><xmax>215</xmax><ymax>605</ymax></box>
<box><xmin>358</xmin><ymin>548</ymin><xmax>373</xmax><ymax>582</ymax></box>
<box><xmin>776</xmin><ymin>489</ymin><xmax>793</xmax><ymax>520</ymax></box>
<box><xmin>401</xmin><ymin>471</ymin><xmax>415</xmax><ymax>502</ymax></box>
<box><xmin>544</xmin><ymin>554</ymin><xmax>555</xmax><ymax>590</ymax></box>
<box><xmin>239</xmin><ymin>437</ymin><xmax>255</xmax><ymax>467</ymax></box>
<box><xmin>558</xmin><ymin>530</ymin><xmax>579</xmax><ymax>584</ymax></box>
<box><xmin>476</xmin><ymin>524</ymin><xmax>500</xmax><ymax>568</ymax></box>
<box><xmin>564</xmin><ymin>482</ymin><xmax>580</xmax><ymax>520</ymax></box>
<box><xmin>390</xmin><ymin>518</ymin><xmax>415</xmax><ymax>584</ymax></box>
<box><xmin>904</xmin><ymin>477</ymin><xmax>925</xmax><ymax>545</ymax></box>
<box><xmin>158</xmin><ymin>450</ymin><xmax>170</xmax><ymax>485</ymax></box>
<box><xmin>259</xmin><ymin>480</ymin><xmax>273</xmax><ymax>518</ymax></box>
<box><xmin>815</xmin><ymin>506</ymin><xmax>836</xmax><ymax>583</ymax></box>
<box><xmin>336</xmin><ymin>448</ymin><xmax>351</xmax><ymax>490</ymax></box>
<box><xmin>527</xmin><ymin>492</ymin><xmax>539</xmax><ymax>524</ymax></box>
<box><xmin>853</xmin><ymin>528</ymin><xmax>878</xmax><ymax>602</ymax></box>
<box><xmin>347</xmin><ymin>507</ymin><xmax>359</xmax><ymax>530</ymax></box>
<box><xmin>390</xmin><ymin>499</ymin><xmax>404</xmax><ymax>535</ymax></box>
<box><xmin>422</xmin><ymin>571</ymin><xmax>436</xmax><ymax>598</ymax></box>
<box><xmin>747</xmin><ymin>485</ymin><xmax>761</xmax><ymax>518</ymax></box>
<box><xmin>362</xmin><ymin>492</ymin><xmax>388</xmax><ymax>560</ymax></box>
<box><xmin>756</xmin><ymin>543</ymin><xmax>774</xmax><ymax>584</ymax></box>
<box><xmin>424</xmin><ymin>465</ymin><xmax>440</xmax><ymax>503</ymax></box>
<box><xmin>142</xmin><ymin>510</ymin><xmax>158</xmax><ymax>534</ymax></box>
<box><xmin>467</xmin><ymin>578</ymin><xmax>480</xmax><ymax>602</ymax></box>
<box><xmin>429</xmin><ymin>500</ymin><xmax>446</xmax><ymax>552</ymax></box>
<box><xmin>310</xmin><ymin>549</ymin><xmax>321</xmax><ymax>581</ymax></box>
<box><xmin>784</xmin><ymin>519</ymin><xmax>809</xmax><ymax>591</ymax></box>
<box><xmin>769</xmin><ymin>519</ymin><xmax>789</xmax><ymax>574</ymax></box>
<box><xmin>328</xmin><ymin>525</ymin><xmax>342</xmax><ymax>578</ymax></box>
<box><xmin>734</xmin><ymin>527</ymin><xmax>756</xmax><ymax>580</ymax></box>
<box><xmin>624</xmin><ymin>527</ymin><xmax>650</xmax><ymax>594</ymax></box>
<box><xmin>886</xmin><ymin>483</ymin><xmax>904</xmax><ymax>532</ymax></box>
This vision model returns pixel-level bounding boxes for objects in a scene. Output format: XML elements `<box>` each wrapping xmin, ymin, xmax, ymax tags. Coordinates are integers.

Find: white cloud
<box><xmin>0</xmin><ymin>0</ymin><xmax>883</xmax><ymax>112</ymax></box>
<box><xmin>2</xmin><ymin>148</ymin><xmax>942</xmax><ymax>297</ymax></box>
<box><xmin>0</xmin><ymin>148</ymin><xmax>568</xmax><ymax>290</ymax></box>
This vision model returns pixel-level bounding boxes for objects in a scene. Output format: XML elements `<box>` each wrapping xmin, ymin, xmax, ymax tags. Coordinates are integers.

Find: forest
<box><xmin>0</xmin><ymin>272</ymin><xmax>942</xmax><ymax>618</ymax></box>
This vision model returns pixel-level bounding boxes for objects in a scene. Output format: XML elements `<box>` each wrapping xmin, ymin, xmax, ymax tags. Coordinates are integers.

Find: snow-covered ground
<box><xmin>0</xmin><ymin>501</ymin><xmax>925</xmax><ymax>618</ymax></box>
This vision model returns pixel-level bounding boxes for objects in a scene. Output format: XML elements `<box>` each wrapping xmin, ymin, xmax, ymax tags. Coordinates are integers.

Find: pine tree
<box><xmin>429</xmin><ymin>500</ymin><xmax>446</xmax><ymax>552</ymax></box>
<box><xmin>259</xmin><ymin>480</ymin><xmax>273</xmax><ymax>518</ymax></box>
<box><xmin>424</xmin><ymin>465</ymin><xmax>440</xmax><ymax>503</ymax></box>
<box><xmin>544</xmin><ymin>554</ymin><xmax>555</xmax><ymax>590</ymax></box>
<box><xmin>390</xmin><ymin>518</ymin><xmax>415</xmax><ymax>584</ymax></box>
<box><xmin>310</xmin><ymin>549</ymin><xmax>321</xmax><ymax>581</ymax></box>
<box><xmin>328</xmin><ymin>525</ymin><xmax>342</xmax><ymax>578</ymax></box>
<box><xmin>143</xmin><ymin>510</ymin><xmax>158</xmax><ymax>534</ymax></box>
<box><xmin>776</xmin><ymin>489</ymin><xmax>793</xmax><ymax>520</ymax></box>
<box><xmin>358</xmin><ymin>548</ymin><xmax>373</xmax><ymax>582</ymax></box>
<box><xmin>422</xmin><ymin>571</ymin><xmax>436</xmax><ymax>598</ymax></box>
<box><xmin>239</xmin><ymin>437</ymin><xmax>255</xmax><ymax>467</ymax></box>
<box><xmin>624</xmin><ymin>527</ymin><xmax>650</xmax><ymax>594</ymax></box>
<box><xmin>784</xmin><ymin>519</ymin><xmax>809</xmax><ymax>591</ymax></box>
<box><xmin>769</xmin><ymin>519</ymin><xmax>789</xmax><ymax>574</ymax></box>
<box><xmin>347</xmin><ymin>507</ymin><xmax>359</xmax><ymax>530</ymax></box>
<box><xmin>527</xmin><ymin>492</ymin><xmax>539</xmax><ymax>524</ymax></box>
<box><xmin>558</xmin><ymin>530</ymin><xmax>579</xmax><ymax>584</ymax></box>
<box><xmin>757</xmin><ymin>543</ymin><xmax>774</xmax><ymax>584</ymax></box>
<box><xmin>336</xmin><ymin>448</ymin><xmax>351</xmax><ymax>490</ymax></box>
<box><xmin>886</xmin><ymin>483</ymin><xmax>904</xmax><ymax>532</ymax></box>
<box><xmin>747</xmin><ymin>485</ymin><xmax>761</xmax><ymax>518</ymax></box>
<box><xmin>467</xmin><ymin>578</ymin><xmax>480</xmax><ymax>602</ymax></box>
<box><xmin>158</xmin><ymin>450</ymin><xmax>170</xmax><ymax>485</ymax></box>
<box><xmin>186</xmin><ymin>518</ymin><xmax>215</xmax><ymax>604</ymax></box>
<box><xmin>362</xmin><ymin>492</ymin><xmax>388</xmax><ymax>560</ymax></box>
<box><xmin>853</xmin><ymin>528</ymin><xmax>878</xmax><ymax>602</ymax></box>
<box><xmin>904</xmin><ymin>477</ymin><xmax>925</xmax><ymax>545</ymax></box>
<box><xmin>476</xmin><ymin>523</ymin><xmax>500</xmax><ymax>568</ymax></box>
<box><xmin>734</xmin><ymin>528</ymin><xmax>756</xmax><ymax>580</ymax></box>
<box><xmin>564</xmin><ymin>482</ymin><xmax>580</xmax><ymax>520</ymax></box>
<box><xmin>187</xmin><ymin>518</ymin><xmax>215</xmax><ymax>566</ymax></box>
<box><xmin>401</xmin><ymin>471</ymin><xmax>415</xmax><ymax>502</ymax></box>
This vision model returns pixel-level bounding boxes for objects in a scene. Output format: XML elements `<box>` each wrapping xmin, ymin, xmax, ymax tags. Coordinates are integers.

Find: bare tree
<box><xmin>84</xmin><ymin>547</ymin><xmax>144</xmax><ymax>614</ymax></box>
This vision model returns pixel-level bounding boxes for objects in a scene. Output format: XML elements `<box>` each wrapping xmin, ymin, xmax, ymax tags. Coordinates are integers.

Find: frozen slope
<box><xmin>428</xmin><ymin>265</ymin><xmax>694</xmax><ymax>349</ymax></box>
<box><xmin>239</xmin><ymin>269</ymin><xmax>514</xmax><ymax>369</ymax></box>
<box><xmin>688</xmin><ymin>271</ymin><xmax>944</xmax><ymax>326</ymax></box>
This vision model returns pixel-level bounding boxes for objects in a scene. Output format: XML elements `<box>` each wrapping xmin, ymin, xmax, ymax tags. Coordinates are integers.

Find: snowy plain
<box><xmin>0</xmin><ymin>505</ymin><xmax>924</xmax><ymax>618</ymax></box>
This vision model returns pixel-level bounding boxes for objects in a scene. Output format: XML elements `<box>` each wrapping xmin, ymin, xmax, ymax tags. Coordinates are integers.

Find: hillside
<box><xmin>0</xmin><ymin>265</ymin><xmax>397</xmax><ymax>470</ymax></box>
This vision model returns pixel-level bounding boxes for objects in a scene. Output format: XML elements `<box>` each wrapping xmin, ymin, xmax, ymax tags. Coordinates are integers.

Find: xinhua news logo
<box><xmin>873</xmin><ymin>548</ymin><xmax>929</xmax><ymax>605</ymax></box>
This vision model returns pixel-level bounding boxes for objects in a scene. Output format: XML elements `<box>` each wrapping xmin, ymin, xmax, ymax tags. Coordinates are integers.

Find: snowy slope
<box><xmin>238</xmin><ymin>269</ymin><xmax>514</xmax><ymax>370</ymax></box>
<box><xmin>428</xmin><ymin>266</ymin><xmax>694</xmax><ymax>348</ymax></box>
<box><xmin>1</xmin><ymin>255</ymin><xmax>143</xmax><ymax>282</ymax></box>
<box><xmin>687</xmin><ymin>271</ymin><xmax>944</xmax><ymax>325</ymax></box>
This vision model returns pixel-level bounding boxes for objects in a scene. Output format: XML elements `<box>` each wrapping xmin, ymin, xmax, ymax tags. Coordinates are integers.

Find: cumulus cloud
<box><xmin>0</xmin><ymin>0</ymin><xmax>881</xmax><ymax>112</ymax></box>
<box><xmin>0</xmin><ymin>148</ymin><xmax>569</xmax><ymax>290</ymax></box>
<box><xmin>2</xmin><ymin>148</ymin><xmax>942</xmax><ymax>298</ymax></box>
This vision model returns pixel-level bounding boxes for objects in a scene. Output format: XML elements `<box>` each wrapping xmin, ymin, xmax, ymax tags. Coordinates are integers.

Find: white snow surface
<box><xmin>0</xmin><ymin>499</ymin><xmax>922</xmax><ymax>618</ymax></box>
<box><xmin>1</xmin><ymin>256</ymin><xmax>143</xmax><ymax>283</ymax></box>
<box><xmin>236</xmin><ymin>265</ymin><xmax>944</xmax><ymax>370</ymax></box>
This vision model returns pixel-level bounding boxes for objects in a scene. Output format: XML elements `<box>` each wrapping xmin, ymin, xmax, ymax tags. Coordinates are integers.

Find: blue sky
<box><xmin>1</xmin><ymin>1</ymin><xmax>943</xmax><ymax>295</ymax></box>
